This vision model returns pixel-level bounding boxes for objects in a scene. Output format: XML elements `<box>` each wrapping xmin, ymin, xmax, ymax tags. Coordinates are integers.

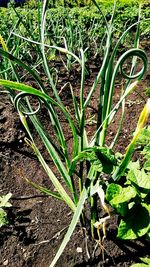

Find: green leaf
<box><xmin>106</xmin><ymin>184</ymin><xmax>127</xmax><ymax>216</ymax></box>
<box><xmin>106</xmin><ymin>184</ymin><xmax>136</xmax><ymax>204</ymax></box>
<box><xmin>71</xmin><ymin>150</ymin><xmax>103</xmax><ymax>174</ymax></box>
<box><xmin>137</xmin><ymin>126</ymin><xmax>150</xmax><ymax>146</ymax></box>
<box><xmin>140</xmin><ymin>258</ymin><xmax>150</xmax><ymax>265</ymax></box>
<box><xmin>117</xmin><ymin>203</ymin><xmax>150</xmax><ymax>239</ymax></box>
<box><xmin>137</xmin><ymin>126</ymin><xmax>150</xmax><ymax>172</ymax></box>
<box><xmin>130</xmin><ymin>257</ymin><xmax>150</xmax><ymax>267</ymax></box>
<box><xmin>127</xmin><ymin>168</ymin><xmax>150</xmax><ymax>191</ymax></box>
<box><xmin>25</xmin><ymin>178</ymin><xmax>63</xmax><ymax>201</ymax></box>
<box><xmin>95</xmin><ymin>147</ymin><xmax>116</xmax><ymax>174</ymax></box>
<box><xmin>144</xmin><ymin>160</ymin><xmax>150</xmax><ymax>171</ymax></box>
<box><xmin>106</xmin><ymin>183</ymin><xmax>122</xmax><ymax>202</ymax></box>
<box><xmin>130</xmin><ymin>264</ymin><xmax>149</xmax><ymax>267</ymax></box>
<box><xmin>0</xmin><ymin>193</ymin><xmax>12</xmax><ymax>208</ymax></box>
<box><xmin>128</xmin><ymin>160</ymin><xmax>140</xmax><ymax>171</ymax></box>
<box><xmin>0</xmin><ymin>48</ymin><xmax>46</xmax><ymax>93</ymax></box>
<box><xmin>0</xmin><ymin>208</ymin><xmax>8</xmax><ymax>227</ymax></box>
<box><xmin>49</xmin><ymin>187</ymin><xmax>88</xmax><ymax>267</ymax></box>
<box><xmin>110</xmin><ymin>186</ymin><xmax>136</xmax><ymax>205</ymax></box>
<box><xmin>71</xmin><ymin>146</ymin><xmax>116</xmax><ymax>175</ymax></box>
<box><xmin>106</xmin><ymin>184</ymin><xmax>136</xmax><ymax>216</ymax></box>
<box><xmin>72</xmin><ymin>150</ymin><xmax>97</xmax><ymax>163</ymax></box>
<box><xmin>29</xmin><ymin>141</ymin><xmax>76</xmax><ymax>212</ymax></box>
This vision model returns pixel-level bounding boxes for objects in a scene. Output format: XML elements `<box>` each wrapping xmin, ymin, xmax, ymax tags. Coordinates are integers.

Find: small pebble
<box><xmin>3</xmin><ymin>259</ymin><xmax>8</xmax><ymax>266</ymax></box>
<box><xmin>76</xmin><ymin>247</ymin><xmax>82</xmax><ymax>253</ymax></box>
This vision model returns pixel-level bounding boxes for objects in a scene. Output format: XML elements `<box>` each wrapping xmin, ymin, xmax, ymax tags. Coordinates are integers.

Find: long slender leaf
<box><xmin>49</xmin><ymin>186</ymin><xmax>88</xmax><ymax>267</ymax></box>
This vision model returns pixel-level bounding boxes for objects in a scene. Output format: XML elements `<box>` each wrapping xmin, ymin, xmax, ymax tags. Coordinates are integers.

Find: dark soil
<box><xmin>0</xmin><ymin>44</ymin><xmax>150</xmax><ymax>267</ymax></box>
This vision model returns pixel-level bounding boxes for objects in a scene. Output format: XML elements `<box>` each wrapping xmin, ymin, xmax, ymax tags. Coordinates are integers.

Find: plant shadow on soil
<box><xmin>0</xmin><ymin>44</ymin><xmax>150</xmax><ymax>267</ymax></box>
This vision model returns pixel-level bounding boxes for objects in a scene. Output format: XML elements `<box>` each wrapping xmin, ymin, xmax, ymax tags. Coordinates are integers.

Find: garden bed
<box><xmin>0</xmin><ymin>42</ymin><xmax>150</xmax><ymax>266</ymax></box>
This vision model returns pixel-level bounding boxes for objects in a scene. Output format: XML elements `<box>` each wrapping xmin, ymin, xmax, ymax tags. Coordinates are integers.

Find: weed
<box><xmin>0</xmin><ymin>193</ymin><xmax>12</xmax><ymax>227</ymax></box>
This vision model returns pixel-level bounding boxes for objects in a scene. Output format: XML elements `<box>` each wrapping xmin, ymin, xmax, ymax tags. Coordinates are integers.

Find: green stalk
<box><xmin>41</xmin><ymin>0</ymin><xmax>61</xmax><ymax>103</ymax></box>
<box><xmin>0</xmin><ymin>80</ymin><xmax>79</xmax><ymax>191</ymax></box>
<box><xmin>110</xmin><ymin>97</ymin><xmax>125</xmax><ymax>149</ymax></box>
<box><xmin>88</xmin><ymin>167</ymin><xmax>98</xmax><ymax>238</ymax></box>
<box><xmin>99</xmin><ymin>48</ymin><xmax>148</xmax><ymax>146</ymax></box>
<box><xmin>17</xmin><ymin>110</ymin><xmax>76</xmax><ymax>212</ymax></box>
<box><xmin>90</xmin><ymin>80</ymin><xmax>138</xmax><ymax>146</ymax></box>
<box><xmin>110</xmin><ymin>4</ymin><xmax>142</xmax><ymax>149</ymax></box>
<box><xmin>95</xmin><ymin>28</ymin><xmax>113</xmax><ymax>146</ymax></box>
<box><xmin>0</xmin><ymin>49</ymin><xmax>71</xmax><ymax>165</ymax></box>
<box><xmin>79</xmin><ymin>49</ymin><xmax>86</xmax><ymax>226</ymax></box>
<box><xmin>90</xmin><ymin>193</ymin><xmax>98</xmax><ymax>238</ymax></box>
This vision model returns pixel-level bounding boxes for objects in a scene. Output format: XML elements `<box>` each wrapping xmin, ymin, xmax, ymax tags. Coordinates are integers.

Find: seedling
<box><xmin>0</xmin><ymin>193</ymin><xmax>12</xmax><ymax>227</ymax></box>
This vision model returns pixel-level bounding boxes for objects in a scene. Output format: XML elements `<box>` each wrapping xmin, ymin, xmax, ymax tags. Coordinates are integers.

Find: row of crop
<box><xmin>0</xmin><ymin>3</ymin><xmax>149</xmax><ymax>72</ymax></box>
<box><xmin>18</xmin><ymin>0</ymin><xmax>150</xmax><ymax>8</ymax></box>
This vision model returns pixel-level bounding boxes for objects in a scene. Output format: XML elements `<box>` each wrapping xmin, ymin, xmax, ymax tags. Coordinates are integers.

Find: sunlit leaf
<box><xmin>117</xmin><ymin>203</ymin><xmax>150</xmax><ymax>239</ymax></box>
<box><xmin>0</xmin><ymin>193</ymin><xmax>12</xmax><ymax>208</ymax></box>
<box><xmin>0</xmin><ymin>208</ymin><xmax>8</xmax><ymax>227</ymax></box>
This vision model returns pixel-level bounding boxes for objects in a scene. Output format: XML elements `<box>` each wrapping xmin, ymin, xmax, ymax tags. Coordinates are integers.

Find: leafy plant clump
<box><xmin>137</xmin><ymin>125</ymin><xmax>150</xmax><ymax>171</ymax></box>
<box><xmin>106</xmin><ymin>160</ymin><xmax>150</xmax><ymax>240</ymax></box>
<box><xmin>106</xmin><ymin>118</ymin><xmax>150</xmax><ymax>241</ymax></box>
<box><xmin>0</xmin><ymin>0</ymin><xmax>150</xmax><ymax>266</ymax></box>
<box><xmin>0</xmin><ymin>193</ymin><xmax>12</xmax><ymax>227</ymax></box>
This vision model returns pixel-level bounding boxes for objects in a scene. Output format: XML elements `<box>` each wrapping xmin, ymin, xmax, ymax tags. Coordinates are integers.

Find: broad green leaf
<box><xmin>72</xmin><ymin>150</ymin><xmax>97</xmax><ymax>163</ymax></box>
<box><xmin>117</xmin><ymin>204</ymin><xmax>150</xmax><ymax>239</ymax></box>
<box><xmin>144</xmin><ymin>160</ymin><xmax>150</xmax><ymax>171</ymax></box>
<box><xmin>143</xmin><ymin>145</ymin><xmax>150</xmax><ymax>154</ymax></box>
<box><xmin>71</xmin><ymin>150</ymin><xmax>103</xmax><ymax>174</ymax></box>
<box><xmin>71</xmin><ymin>146</ymin><xmax>116</xmax><ymax>175</ymax></box>
<box><xmin>106</xmin><ymin>184</ymin><xmax>126</xmax><ymax>215</ymax></box>
<box><xmin>128</xmin><ymin>160</ymin><xmax>140</xmax><ymax>171</ymax></box>
<box><xmin>110</xmin><ymin>186</ymin><xmax>136</xmax><ymax>205</ymax></box>
<box><xmin>140</xmin><ymin>258</ymin><xmax>150</xmax><ymax>265</ymax></box>
<box><xmin>127</xmin><ymin>168</ymin><xmax>150</xmax><ymax>191</ymax></box>
<box><xmin>106</xmin><ymin>184</ymin><xmax>136</xmax><ymax>216</ymax></box>
<box><xmin>0</xmin><ymin>193</ymin><xmax>12</xmax><ymax>208</ymax></box>
<box><xmin>90</xmin><ymin>159</ymin><xmax>103</xmax><ymax>173</ymax></box>
<box><xmin>137</xmin><ymin>126</ymin><xmax>150</xmax><ymax>172</ymax></box>
<box><xmin>106</xmin><ymin>183</ymin><xmax>122</xmax><ymax>202</ymax></box>
<box><xmin>95</xmin><ymin>147</ymin><xmax>116</xmax><ymax>173</ymax></box>
<box><xmin>118</xmin><ymin>219</ymin><xmax>137</xmax><ymax>239</ymax></box>
<box><xmin>130</xmin><ymin>257</ymin><xmax>150</xmax><ymax>267</ymax></box>
<box><xmin>0</xmin><ymin>208</ymin><xmax>8</xmax><ymax>227</ymax></box>
<box><xmin>130</xmin><ymin>264</ymin><xmax>149</xmax><ymax>267</ymax></box>
<box><xmin>137</xmin><ymin>126</ymin><xmax>150</xmax><ymax>145</ymax></box>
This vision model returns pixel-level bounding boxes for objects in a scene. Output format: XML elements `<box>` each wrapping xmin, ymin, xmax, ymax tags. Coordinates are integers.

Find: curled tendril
<box><xmin>107</xmin><ymin>48</ymin><xmax>148</xmax><ymax>108</ymax></box>
<box><xmin>107</xmin><ymin>48</ymin><xmax>148</xmax><ymax>109</ymax></box>
<box><xmin>14</xmin><ymin>92</ymin><xmax>42</xmax><ymax>116</ymax></box>
<box><xmin>118</xmin><ymin>48</ymin><xmax>148</xmax><ymax>80</ymax></box>
<box><xmin>99</xmin><ymin>48</ymin><xmax>148</xmax><ymax>146</ymax></box>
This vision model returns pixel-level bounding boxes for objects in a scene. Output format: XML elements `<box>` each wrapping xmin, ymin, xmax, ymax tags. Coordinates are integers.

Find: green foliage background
<box><xmin>22</xmin><ymin>0</ymin><xmax>150</xmax><ymax>8</ymax></box>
